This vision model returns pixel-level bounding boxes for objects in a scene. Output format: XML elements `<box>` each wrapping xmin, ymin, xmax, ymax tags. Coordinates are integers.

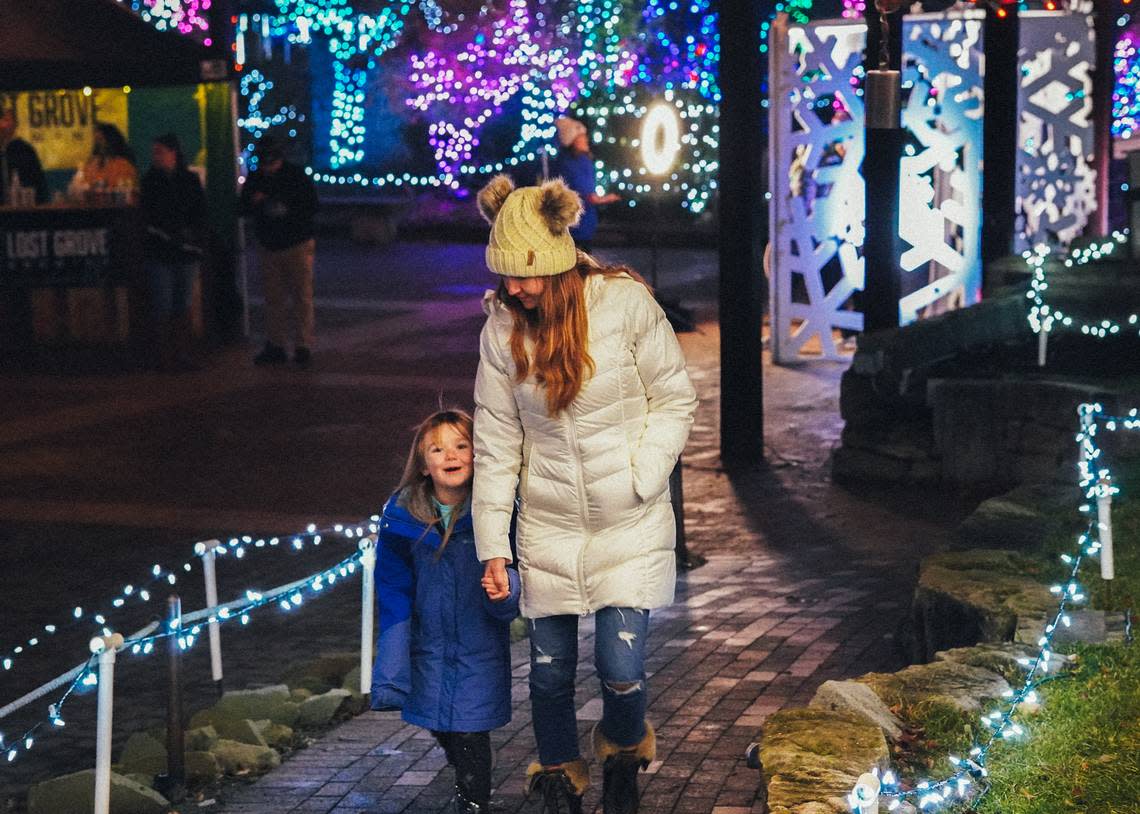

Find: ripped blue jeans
<box><xmin>529</xmin><ymin>606</ymin><xmax>649</xmax><ymax>766</ymax></box>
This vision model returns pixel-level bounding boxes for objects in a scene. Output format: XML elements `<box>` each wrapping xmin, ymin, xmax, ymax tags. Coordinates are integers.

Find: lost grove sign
<box><xmin>1</xmin><ymin>209</ymin><xmax>128</xmax><ymax>288</ymax></box>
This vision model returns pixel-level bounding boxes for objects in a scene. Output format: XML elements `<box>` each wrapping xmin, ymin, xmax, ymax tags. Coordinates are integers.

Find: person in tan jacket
<box><xmin>473</xmin><ymin>175</ymin><xmax>697</xmax><ymax>814</ymax></box>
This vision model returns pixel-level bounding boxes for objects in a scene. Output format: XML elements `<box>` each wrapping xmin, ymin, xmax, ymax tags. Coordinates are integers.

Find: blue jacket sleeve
<box><xmin>481</xmin><ymin>567</ymin><xmax>521</xmax><ymax>622</ymax></box>
<box><xmin>371</xmin><ymin>519</ymin><xmax>414</xmax><ymax>711</ymax></box>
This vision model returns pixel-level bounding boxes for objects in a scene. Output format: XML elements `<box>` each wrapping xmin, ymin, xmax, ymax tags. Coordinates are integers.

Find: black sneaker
<box><xmin>293</xmin><ymin>346</ymin><xmax>312</xmax><ymax>367</ymax></box>
<box><xmin>253</xmin><ymin>343</ymin><xmax>287</xmax><ymax>366</ymax></box>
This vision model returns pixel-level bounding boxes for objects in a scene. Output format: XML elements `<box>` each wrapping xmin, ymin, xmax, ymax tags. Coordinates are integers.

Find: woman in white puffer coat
<box><xmin>472</xmin><ymin>175</ymin><xmax>697</xmax><ymax>814</ymax></box>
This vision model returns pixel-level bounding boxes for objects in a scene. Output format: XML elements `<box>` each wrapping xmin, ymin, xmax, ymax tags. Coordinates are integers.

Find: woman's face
<box><xmin>501</xmin><ymin>276</ymin><xmax>546</xmax><ymax>310</ymax></box>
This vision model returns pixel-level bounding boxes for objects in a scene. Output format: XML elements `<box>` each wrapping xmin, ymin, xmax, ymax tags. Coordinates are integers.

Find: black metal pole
<box><xmin>671</xmin><ymin>458</ymin><xmax>702</xmax><ymax>570</ymax></box>
<box><xmin>718</xmin><ymin>0</ymin><xmax>766</xmax><ymax>467</ymax></box>
<box><xmin>161</xmin><ymin>595</ymin><xmax>186</xmax><ymax>801</ymax></box>
<box><xmin>982</xmin><ymin>5</ymin><xmax>1019</xmax><ymax>267</ymax></box>
<box><xmin>862</xmin><ymin>7</ymin><xmax>904</xmax><ymax>334</ymax></box>
<box><xmin>1091</xmin><ymin>0</ymin><xmax>1114</xmax><ymax>236</ymax></box>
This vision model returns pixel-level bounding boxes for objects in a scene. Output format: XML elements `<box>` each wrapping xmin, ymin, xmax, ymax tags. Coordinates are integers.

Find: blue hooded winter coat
<box><xmin>370</xmin><ymin>491</ymin><xmax>520</xmax><ymax>732</ymax></box>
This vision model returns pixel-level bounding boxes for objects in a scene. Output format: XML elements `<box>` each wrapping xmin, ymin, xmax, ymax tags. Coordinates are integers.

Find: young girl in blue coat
<box><xmin>371</xmin><ymin>409</ymin><xmax>520</xmax><ymax>813</ymax></box>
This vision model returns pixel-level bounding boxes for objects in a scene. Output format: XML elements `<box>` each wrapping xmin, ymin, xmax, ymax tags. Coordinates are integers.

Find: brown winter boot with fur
<box><xmin>592</xmin><ymin>722</ymin><xmax>656</xmax><ymax>814</ymax></box>
<box><xmin>524</xmin><ymin>758</ymin><xmax>589</xmax><ymax>814</ymax></box>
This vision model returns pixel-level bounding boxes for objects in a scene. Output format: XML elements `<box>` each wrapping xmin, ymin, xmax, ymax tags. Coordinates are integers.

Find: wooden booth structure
<box><xmin>0</xmin><ymin>0</ymin><xmax>237</xmax><ymax>362</ymax></box>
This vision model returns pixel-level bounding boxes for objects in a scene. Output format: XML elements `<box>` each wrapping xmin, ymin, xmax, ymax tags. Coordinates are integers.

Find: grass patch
<box><xmin>975</xmin><ymin>643</ymin><xmax>1140</xmax><ymax>814</ymax></box>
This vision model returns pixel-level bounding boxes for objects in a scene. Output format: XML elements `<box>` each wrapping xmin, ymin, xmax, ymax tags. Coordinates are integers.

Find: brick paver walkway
<box><xmin>0</xmin><ymin>239</ymin><xmax>963</xmax><ymax>811</ymax></box>
<box><xmin>214</xmin><ymin>552</ymin><xmax>903</xmax><ymax>814</ymax></box>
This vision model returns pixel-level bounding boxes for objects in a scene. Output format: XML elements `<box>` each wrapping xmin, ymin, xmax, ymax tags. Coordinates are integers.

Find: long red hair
<box><xmin>497</xmin><ymin>252</ymin><xmax>650</xmax><ymax>415</ymax></box>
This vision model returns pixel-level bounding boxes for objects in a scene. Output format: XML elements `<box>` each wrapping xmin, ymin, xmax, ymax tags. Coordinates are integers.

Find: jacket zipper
<box><xmin>565</xmin><ymin>407</ymin><xmax>591</xmax><ymax>615</ymax></box>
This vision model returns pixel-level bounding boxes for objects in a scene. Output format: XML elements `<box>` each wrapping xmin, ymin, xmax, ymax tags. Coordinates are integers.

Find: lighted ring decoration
<box><xmin>640</xmin><ymin>102</ymin><xmax>682</xmax><ymax>176</ymax></box>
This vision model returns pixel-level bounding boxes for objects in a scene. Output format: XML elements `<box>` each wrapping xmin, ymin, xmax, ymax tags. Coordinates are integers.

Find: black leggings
<box><xmin>433</xmin><ymin>730</ymin><xmax>493</xmax><ymax>806</ymax></box>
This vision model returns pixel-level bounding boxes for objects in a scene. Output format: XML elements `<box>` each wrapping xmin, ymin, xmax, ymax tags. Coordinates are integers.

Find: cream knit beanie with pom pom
<box><xmin>477</xmin><ymin>174</ymin><xmax>582</xmax><ymax>278</ymax></box>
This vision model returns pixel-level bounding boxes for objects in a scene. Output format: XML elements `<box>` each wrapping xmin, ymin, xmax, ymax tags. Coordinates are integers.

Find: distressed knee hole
<box><xmin>604</xmin><ymin>680</ymin><xmax>643</xmax><ymax>696</ymax></box>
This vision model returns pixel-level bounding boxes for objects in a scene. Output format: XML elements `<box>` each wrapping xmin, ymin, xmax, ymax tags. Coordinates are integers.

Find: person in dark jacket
<box><xmin>239</xmin><ymin>135</ymin><xmax>319</xmax><ymax>366</ymax></box>
<box><xmin>372</xmin><ymin>409</ymin><xmax>520</xmax><ymax>814</ymax></box>
<box><xmin>140</xmin><ymin>133</ymin><xmax>206</xmax><ymax>371</ymax></box>
<box><xmin>0</xmin><ymin>106</ymin><xmax>47</xmax><ymax>206</ymax></box>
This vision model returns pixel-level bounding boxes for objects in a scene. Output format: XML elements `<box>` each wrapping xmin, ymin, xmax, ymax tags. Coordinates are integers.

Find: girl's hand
<box><xmin>482</xmin><ymin>558</ymin><xmax>510</xmax><ymax>602</ymax></box>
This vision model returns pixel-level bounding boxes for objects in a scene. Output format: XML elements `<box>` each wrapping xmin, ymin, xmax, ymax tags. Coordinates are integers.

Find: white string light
<box><xmin>1026</xmin><ymin>230</ymin><xmax>1137</xmax><ymax>341</ymax></box>
<box><xmin>849</xmin><ymin>402</ymin><xmax>1138</xmax><ymax>811</ymax></box>
<box><xmin>0</xmin><ymin>545</ymin><xmax>369</xmax><ymax>767</ymax></box>
<box><xmin>0</xmin><ymin>519</ymin><xmax>378</xmax><ymax>685</ymax></box>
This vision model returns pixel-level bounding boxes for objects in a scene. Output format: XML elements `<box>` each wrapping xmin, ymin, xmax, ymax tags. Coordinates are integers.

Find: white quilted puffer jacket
<box><xmin>472</xmin><ymin>272</ymin><xmax>698</xmax><ymax>618</ymax></box>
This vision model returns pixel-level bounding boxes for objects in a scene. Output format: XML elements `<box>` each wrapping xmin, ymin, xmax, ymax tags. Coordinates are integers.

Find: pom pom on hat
<box><xmin>479</xmin><ymin>175</ymin><xmax>582</xmax><ymax>278</ymax></box>
<box><xmin>555</xmin><ymin>117</ymin><xmax>587</xmax><ymax>147</ymax></box>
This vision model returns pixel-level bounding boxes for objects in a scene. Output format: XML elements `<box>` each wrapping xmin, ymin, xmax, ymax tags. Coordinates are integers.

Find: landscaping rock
<box><xmin>856</xmin><ymin>661</ymin><xmax>1010</xmax><ymax>716</ymax></box>
<box><xmin>1050</xmin><ymin>610</ymin><xmax>1131</xmax><ymax>645</ymax></box>
<box><xmin>933</xmin><ymin>642</ymin><xmax>1054</xmax><ymax>682</ymax></box>
<box><xmin>185</xmin><ymin>750</ymin><xmax>223</xmax><ymax>785</ymax></box>
<box><xmin>208</xmin><ymin>684</ymin><xmax>300</xmax><ymax>727</ymax></box>
<box><xmin>210</xmin><ymin>738</ymin><xmax>281</xmax><ymax>775</ymax></box>
<box><xmin>280</xmin><ymin>653</ymin><xmax>358</xmax><ymax>695</ymax></box>
<box><xmin>759</xmin><ymin>708</ymin><xmax>888</xmax><ymax>814</ymax></box>
<box><xmin>184</xmin><ymin>725</ymin><xmax>218</xmax><ymax>752</ymax></box>
<box><xmin>117</xmin><ymin>731</ymin><xmax>167</xmax><ymax>777</ymax></box>
<box><xmin>342</xmin><ymin>665</ymin><xmax>363</xmax><ymax>695</ymax></box>
<box><xmin>297</xmin><ymin>688</ymin><xmax>352</xmax><ymax>728</ymax></box>
<box><xmin>809</xmin><ymin>680</ymin><xmax>906</xmax><ymax>741</ymax></box>
<box><xmin>251</xmin><ymin>719</ymin><xmax>295</xmax><ymax>751</ymax></box>
<box><xmin>955</xmin><ymin>484</ymin><xmax>1079</xmax><ymax>552</ymax></box>
<box><xmin>909</xmin><ymin>549</ymin><xmax>1056</xmax><ymax>662</ymax></box>
<box><xmin>27</xmin><ymin>769</ymin><xmax>169</xmax><ymax>814</ymax></box>
<box><xmin>212</xmin><ymin>717</ymin><xmax>269</xmax><ymax>747</ymax></box>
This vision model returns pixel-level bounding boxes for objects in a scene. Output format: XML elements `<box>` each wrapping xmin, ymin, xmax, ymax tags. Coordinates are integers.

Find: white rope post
<box><xmin>359</xmin><ymin>536</ymin><xmax>378</xmax><ymax>696</ymax></box>
<box><xmin>1037</xmin><ymin>327</ymin><xmax>1048</xmax><ymax>367</ymax></box>
<box><xmin>1098</xmin><ymin>478</ymin><xmax>1114</xmax><ymax>581</ymax></box>
<box><xmin>195</xmin><ymin>540</ymin><xmax>224</xmax><ymax>691</ymax></box>
<box><xmin>851</xmin><ymin>771</ymin><xmax>881</xmax><ymax>814</ymax></box>
<box><xmin>91</xmin><ymin>633</ymin><xmax>124</xmax><ymax>814</ymax></box>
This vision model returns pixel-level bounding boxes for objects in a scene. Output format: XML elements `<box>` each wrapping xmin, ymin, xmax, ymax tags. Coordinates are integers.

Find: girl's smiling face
<box><xmin>421</xmin><ymin>422</ymin><xmax>473</xmax><ymax>505</ymax></box>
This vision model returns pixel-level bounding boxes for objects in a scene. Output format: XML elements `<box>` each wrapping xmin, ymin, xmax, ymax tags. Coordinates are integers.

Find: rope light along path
<box><xmin>0</xmin><ymin>526</ymin><xmax>378</xmax><ymax>767</ymax></box>
<box><xmin>0</xmin><ymin>518</ymin><xmax>378</xmax><ymax>680</ymax></box>
<box><xmin>848</xmin><ymin>403</ymin><xmax>1138</xmax><ymax>812</ymax></box>
<box><xmin>1025</xmin><ymin>230</ymin><xmax>1137</xmax><ymax>366</ymax></box>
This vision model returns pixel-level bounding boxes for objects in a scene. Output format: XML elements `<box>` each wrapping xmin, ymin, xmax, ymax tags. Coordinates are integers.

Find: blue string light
<box><xmin>0</xmin><ymin>544</ymin><xmax>370</xmax><ymax>767</ymax></box>
<box><xmin>1026</xmin><ymin>230</ymin><xmax>1139</xmax><ymax>339</ymax></box>
<box><xmin>1</xmin><ymin>519</ymin><xmax>377</xmax><ymax>683</ymax></box>
<box><xmin>849</xmin><ymin>402</ymin><xmax>1139</xmax><ymax>812</ymax></box>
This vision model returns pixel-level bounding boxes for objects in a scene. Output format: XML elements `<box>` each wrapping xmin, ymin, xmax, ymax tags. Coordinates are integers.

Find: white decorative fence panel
<box><xmin>768</xmin><ymin>18</ymin><xmax>868</xmax><ymax>363</ymax></box>
<box><xmin>1014</xmin><ymin>10</ymin><xmax>1097</xmax><ymax>252</ymax></box>
<box><xmin>898</xmin><ymin>11</ymin><xmax>985</xmax><ymax>321</ymax></box>
<box><xmin>769</xmin><ymin>12</ymin><xmax>985</xmax><ymax>364</ymax></box>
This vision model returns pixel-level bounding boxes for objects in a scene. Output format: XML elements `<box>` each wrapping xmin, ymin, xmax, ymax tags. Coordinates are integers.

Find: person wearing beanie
<box><xmin>551</xmin><ymin>117</ymin><xmax>620</xmax><ymax>252</ymax></box>
<box><xmin>472</xmin><ymin>174</ymin><xmax>697</xmax><ymax>814</ymax></box>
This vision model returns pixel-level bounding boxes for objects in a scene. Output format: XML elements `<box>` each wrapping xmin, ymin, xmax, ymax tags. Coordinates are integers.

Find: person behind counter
<box><xmin>71</xmin><ymin>123</ymin><xmax>138</xmax><ymax>199</ymax></box>
<box><xmin>0</xmin><ymin>105</ymin><xmax>48</xmax><ymax>206</ymax></box>
<box><xmin>140</xmin><ymin>133</ymin><xmax>206</xmax><ymax>372</ymax></box>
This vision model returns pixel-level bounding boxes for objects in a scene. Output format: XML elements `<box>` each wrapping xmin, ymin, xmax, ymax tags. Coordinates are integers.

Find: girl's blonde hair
<box><xmin>396</xmin><ymin>409</ymin><xmax>474</xmax><ymax>557</ymax></box>
<box><xmin>497</xmin><ymin>251</ymin><xmax>650</xmax><ymax>416</ymax></box>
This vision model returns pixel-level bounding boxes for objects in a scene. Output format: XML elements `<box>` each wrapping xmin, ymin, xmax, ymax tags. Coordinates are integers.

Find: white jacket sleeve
<box><xmin>472</xmin><ymin>315</ymin><xmax>523</xmax><ymax>563</ymax></box>
<box><xmin>629</xmin><ymin>285</ymin><xmax>698</xmax><ymax>501</ymax></box>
